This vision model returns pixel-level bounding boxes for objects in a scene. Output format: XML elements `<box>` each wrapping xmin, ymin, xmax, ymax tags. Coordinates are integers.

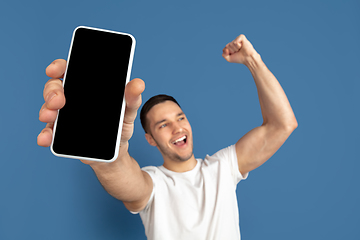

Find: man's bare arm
<box><xmin>223</xmin><ymin>35</ymin><xmax>298</xmax><ymax>176</ymax></box>
<box><xmin>90</xmin><ymin>148</ymin><xmax>153</xmax><ymax>212</ymax></box>
<box><xmin>38</xmin><ymin>59</ymin><xmax>152</xmax><ymax>212</ymax></box>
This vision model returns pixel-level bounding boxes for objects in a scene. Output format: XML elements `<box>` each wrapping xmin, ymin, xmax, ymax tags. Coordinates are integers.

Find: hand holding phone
<box><xmin>38</xmin><ymin>26</ymin><xmax>138</xmax><ymax>162</ymax></box>
<box><xmin>38</xmin><ymin>62</ymin><xmax>145</xmax><ymax>163</ymax></box>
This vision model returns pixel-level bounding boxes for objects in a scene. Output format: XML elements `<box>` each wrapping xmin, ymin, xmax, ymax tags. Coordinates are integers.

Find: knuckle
<box><xmin>43</xmin><ymin>80</ymin><xmax>64</xmax><ymax>99</ymax></box>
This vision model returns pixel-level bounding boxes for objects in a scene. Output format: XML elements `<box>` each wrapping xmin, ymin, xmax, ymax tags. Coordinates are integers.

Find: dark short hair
<box><xmin>140</xmin><ymin>94</ymin><xmax>181</xmax><ymax>133</ymax></box>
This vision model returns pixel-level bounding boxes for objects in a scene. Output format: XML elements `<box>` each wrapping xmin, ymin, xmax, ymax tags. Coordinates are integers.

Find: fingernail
<box><xmin>41</xmin><ymin>128</ymin><xmax>49</xmax><ymax>134</ymax></box>
<box><xmin>46</xmin><ymin>92</ymin><xmax>57</xmax><ymax>103</ymax></box>
<box><xmin>40</xmin><ymin>105</ymin><xmax>46</xmax><ymax>114</ymax></box>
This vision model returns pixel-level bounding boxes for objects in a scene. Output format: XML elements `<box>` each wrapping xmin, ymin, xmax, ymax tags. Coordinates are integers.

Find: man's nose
<box><xmin>172</xmin><ymin>121</ymin><xmax>183</xmax><ymax>134</ymax></box>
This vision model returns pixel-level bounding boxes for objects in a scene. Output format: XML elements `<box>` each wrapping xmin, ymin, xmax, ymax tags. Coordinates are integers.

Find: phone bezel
<box><xmin>50</xmin><ymin>26</ymin><xmax>136</xmax><ymax>162</ymax></box>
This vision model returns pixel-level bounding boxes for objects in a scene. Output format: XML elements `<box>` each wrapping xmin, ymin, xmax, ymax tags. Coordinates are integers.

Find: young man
<box><xmin>38</xmin><ymin>34</ymin><xmax>297</xmax><ymax>239</ymax></box>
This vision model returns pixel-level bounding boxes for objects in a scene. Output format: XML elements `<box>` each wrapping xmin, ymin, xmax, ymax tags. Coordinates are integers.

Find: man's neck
<box><xmin>162</xmin><ymin>155</ymin><xmax>197</xmax><ymax>173</ymax></box>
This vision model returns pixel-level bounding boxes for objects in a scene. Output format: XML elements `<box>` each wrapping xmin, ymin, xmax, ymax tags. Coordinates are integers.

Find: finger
<box><xmin>39</xmin><ymin>103</ymin><xmax>59</xmax><ymax>123</ymax></box>
<box><xmin>235</xmin><ymin>34</ymin><xmax>247</xmax><ymax>43</ymax></box>
<box><xmin>80</xmin><ymin>159</ymin><xmax>98</xmax><ymax>165</ymax></box>
<box><xmin>37</xmin><ymin>123</ymin><xmax>54</xmax><ymax>147</ymax></box>
<box><xmin>236</xmin><ymin>34</ymin><xmax>253</xmax><ymax>51</ymax></box>
<box><xmin>43</xmin><ymin>79</ymin><xmax>66</xmax><ymax>110</ymax></box>
<box><xmin>123</xmin><ymin>78</ymin><xmax>145</xmax><ymax>124</ymax></box>
<box><xmin>125</xmin><ymin>78</ymin><xmax>145</xmax><ymax>109</ymax></box>
<box><xmin>226</xmin><ymin>43</ymin><xmax>234</xmax><ymax>54</ymax></box>
<box><xmin>222</xmin><ymin>47</ymin><xmax>229</xmax><ymax>56</ymax></box>
<box><xmin>222</xmin><ymin>48</ymin><xmax>231</xmax><ymax>61</ymax></box>
<box><xmin>236</xmin><ymin>34</ymin><xmax>256</xmax><ymax>55</ymax></box>
<box><xmin>225</xmin><ymin>43</ymin><xmax>235</xmax><ymax>54</ymax></box>
<box><xmin>232</xmin><ymin>40</ymin><xmax>242</xmax><ymax>52</ymax></box>
<box><xmin>228</xmin><ymin>34</ymin><xmax>246</xmax><ymax>52</ymax></box>
<box><xmin>46</xmin><ymin>59</ymin><xmax>67</xmax><ymax>79</ymax></box>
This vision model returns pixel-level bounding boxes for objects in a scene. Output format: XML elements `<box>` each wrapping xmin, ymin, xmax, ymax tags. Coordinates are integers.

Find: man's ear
<box><xmin>145</xmin><ymin>133</ymin><xmax>157</xmax><ymax>146</ymax></box>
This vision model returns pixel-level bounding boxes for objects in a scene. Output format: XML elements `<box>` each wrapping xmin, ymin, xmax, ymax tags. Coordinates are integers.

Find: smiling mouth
<box><xmin>172</xmin><ymin>135</ymin><xmax>187</xmax><ymax>146</ymax></box>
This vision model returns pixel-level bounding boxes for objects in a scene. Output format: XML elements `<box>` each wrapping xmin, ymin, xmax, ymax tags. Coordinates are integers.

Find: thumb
<box><xmin>222</xmin><ymin>47</ymin><xmax>231</xmax><ymax>62</ymax></box>
<box><xmin>125</xmin><ymin>78</ymin><xmax>145</xmax><ymax>109</ymax></box>
<box><xmin>123</xmin><ymin>78</ymin><xmax>145</xmax><ymax>124</ymax></box>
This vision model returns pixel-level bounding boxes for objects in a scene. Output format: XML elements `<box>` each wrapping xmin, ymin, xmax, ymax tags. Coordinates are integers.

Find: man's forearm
<box><xmin>245</xmin><ymin>53</ymin><xmax>297</xmax><ymax>129</ymax></box>
<box><xmin>90</xmin><ymin>143</ymin><xmax>150</xmax><ymax>203</ymax></box>
<box><xmin>223</xmin><ymin>35</ymin><xmax>297</xmax><ymax>174</ymax></box>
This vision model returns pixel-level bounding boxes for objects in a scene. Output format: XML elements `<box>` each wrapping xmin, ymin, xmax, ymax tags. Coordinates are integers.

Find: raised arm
<box><xmin>222</xmin><ymin>35</ymin><xmax>298</xmax><ymax>176</ymax></box>
<box><xmin>38</xmin><ymin>59</ymin><xmax>153</xmax><ymax>212</ymax></box>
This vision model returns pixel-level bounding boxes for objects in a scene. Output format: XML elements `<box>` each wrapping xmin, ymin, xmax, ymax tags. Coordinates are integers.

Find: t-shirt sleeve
<box><xmin>129</xmin><ymin>166</ymin><xmax>156</xmax><ymax>215</ymax></box>
<box><xmin>211</xmin><ymin>144</ymin><xmax>248</xmax><ymax>185</ymax></box>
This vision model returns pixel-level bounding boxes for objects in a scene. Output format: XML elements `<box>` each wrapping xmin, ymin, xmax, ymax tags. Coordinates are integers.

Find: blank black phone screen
<box><xmin>52</xmin><ymin>27</ymin><xmax>134</xmax><ymax>161</ymax></box>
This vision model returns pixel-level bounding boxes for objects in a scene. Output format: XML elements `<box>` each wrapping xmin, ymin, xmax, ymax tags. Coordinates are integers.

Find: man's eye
<box><xmin>160</xmin><ymin>124</ymin><xmax>167</xmax><ymax>129</ymax></box>
<box><xmin>179</xmin><ymin>117</ymin><xmax>184</xmax><ymax>121</ymax></box>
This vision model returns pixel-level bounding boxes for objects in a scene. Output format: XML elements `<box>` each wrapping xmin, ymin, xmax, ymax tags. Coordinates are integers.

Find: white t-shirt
<box><xmin>132</xmin><ymin>145</ymin><xmax>248</xmax><ymax>240</ymax></box>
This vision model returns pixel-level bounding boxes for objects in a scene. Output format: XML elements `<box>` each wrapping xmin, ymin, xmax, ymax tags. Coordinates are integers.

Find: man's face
<box><xmin>145</xmin><ymin>101</ymin><xmax>194</xmax><ymax>163</ymax></box>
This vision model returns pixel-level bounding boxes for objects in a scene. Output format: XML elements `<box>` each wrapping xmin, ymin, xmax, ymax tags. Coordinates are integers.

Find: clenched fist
<box><xmin>222</xmin><ymin>34</ymin><xmax>259</xmax><ymax>66</ymax></box>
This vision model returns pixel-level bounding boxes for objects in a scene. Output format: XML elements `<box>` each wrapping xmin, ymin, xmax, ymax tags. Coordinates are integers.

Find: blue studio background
<box><xmin>0</xmin><ymin>0</ymin><xmax>359</xmax><ymax>239</ymax></box>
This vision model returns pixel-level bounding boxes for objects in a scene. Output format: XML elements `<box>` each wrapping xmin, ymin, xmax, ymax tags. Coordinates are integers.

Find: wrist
<box><xmin>244</xmin><ymin>53</ymin><xmax>263</xmax><ymax>70</ymax></box>
<box><xmin>90</xmin><ymin>141</ymin><xmax>130</xmax><ymax>172</ymax></box>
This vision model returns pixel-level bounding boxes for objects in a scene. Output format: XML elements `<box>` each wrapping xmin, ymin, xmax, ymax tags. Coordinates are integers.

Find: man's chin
<box><xmin>175</xmin><ymin>152</ymin><xmax>194</xmax><ymax>162</ymax></box>
<box><xmin>157</xmin><ymin>142</ymin><xmax>194</xmax><ymax>162</ymax></box>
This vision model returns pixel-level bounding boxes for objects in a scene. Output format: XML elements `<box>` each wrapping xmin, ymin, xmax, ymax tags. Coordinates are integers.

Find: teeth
<box><xmin>173</xmin><ymin>136</ymin><xmax>186</xmax><ymax>144</ymax></box>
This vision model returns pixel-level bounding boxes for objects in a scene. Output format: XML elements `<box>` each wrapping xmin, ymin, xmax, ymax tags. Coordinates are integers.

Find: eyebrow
<box><xmin>154</xmin><ymin>112</ymin><xmax>185</xmax><ymax>127</ymax></box>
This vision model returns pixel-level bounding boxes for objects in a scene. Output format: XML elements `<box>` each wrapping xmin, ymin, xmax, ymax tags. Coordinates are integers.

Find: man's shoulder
<box><xmin>204</xmin><ymin>144</ymin><xmax>247</xmax><ymax>184</ymax></box>
<box><xmin>140</xmin><ymin>165</ymin><xmax>172</xmax><ymax>181</ymax></box>
<box><xmin>141</xmin><ymin>165</ymin><xmax>161</xmax><ymax>174</ymax></box>
<box><xmin>205</xmin><ymin>144</ymin><xmax>236</xmax><ymax>161</ymax></box>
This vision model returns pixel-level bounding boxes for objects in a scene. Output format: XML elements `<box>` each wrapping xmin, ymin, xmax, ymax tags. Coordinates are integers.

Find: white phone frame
<box><xmin>50</xmin><ymin>26</ymin><xmax>136</xmax><ymax>162</ymax></box>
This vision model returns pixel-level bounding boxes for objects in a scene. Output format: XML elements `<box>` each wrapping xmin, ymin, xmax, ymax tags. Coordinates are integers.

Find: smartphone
<box><xmin>51</xmin><ymin>26</ymin><xmax>136</xmax><ymax>162</ymax></box>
